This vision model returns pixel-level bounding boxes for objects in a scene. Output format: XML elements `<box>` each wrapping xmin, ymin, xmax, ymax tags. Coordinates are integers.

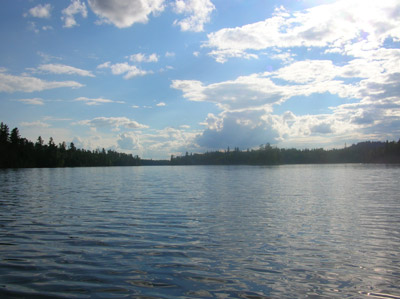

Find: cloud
<box><xmin>273</xmin><ymin>60</ymin><xmax>339</xmax><ymax>84</ymax></box>
<box><xmin>0</xmin><ymin>72</ymin><xmax>83</xmax><ymax>93</ymax></box>
<box><xmin>26</xmin><ymin>4</ymin><xmax>52</xmax><ymax>18</ymax></box>
<box><xmin>156</xmin><ymin>102</ymin><xmax>166</xmax><ymax>106</ymax></box>
<box><xmin>174</xmin><ymin>41</ymin><xmax>400</xmax><ymax>148</ymax></box>
<box><xmin>173</xmin><ymin>0</ymin><xmax>215</xmax><ymax>32</ymax></box>
<box><xmin>75</xmin><ymin>97</ymin><xmax>125</xmax><ymax>105</ymax></box>
<box><xmin>97</xmin><ymin>61</ymin><xmax>111</xmax><ymax>69</ymax></box>
<box><xmin>77</xmin><ymin>117</ymin><xmax>149</xmax><ymax>130</ymax></box>
<box><xmin>42</xmin><ymin>26</ymin><xmax>53</xmax><ymax>31</ymax></box>
<box><xmin>117</xmin><ymin>132</ymin><xmax>141</xmax><ymax>150</ymax></box>
<box><xmin>88</xmin><ymin>0</ymin><xmax>165</xmax><ymax>28</ymax></box>
<box><xmin>27</xmin><ymin>21</ymin><xmax>40</xmax><ymax>34</ymax></box>
<box><xmin>20</xmin><ymin>121</ymin><xmax>51</xmax><ymax>128</ymax></box>
<box><xmin>138</xmin><ymin>126</ymin><xmax>199</xmax><ymax>158</ymax></box>
<box><xmin>62</xmin><ymin>0</ymin><xmax>88</xmax><ymax>28</ymax></box>
<box><xmin>98</xmin><ymin>62</ymin><xmax>151</xmax><ymax>79</ymax></box>
<box><xmin>34</xmin><ymin>64</ymin><xmax>95</xmax><ymax>77</ymax></box>
<box><xmin>128</xmin><ymin>53</ymin><xmax>158</xmax><ymax>63</ymax></box>
<box><xmin>207</xmin><ymin>49</ymin><xmax>259</xmax><ymax>64</ymax></box>
<box><xmin>173</xmin><ymin>45</ymin><xmax>399</xmax><ymax>113</ymax></box>
<box><xmin>165</xmin><ymin>51</ymin><xmax>175</xmax><ymax>58</ymax></box>
<box><xmin>270</xmin><ymin>50</ymin><xmax>295</xmax><ymax>64</ymax></box>
<box><xmin>37</xmin><ymin>51</ymin><xmax>62</xmax><ymax>63</ymax></box>
<box><xmin>17</xmin><ymin>98</ymin><xmax>45</xmax><ymax>105</ymax></box>
<box><xmin>205</xmin><ymin>0</ymin><xmax>400</xmax><ymax>62</ymax></box>
<box><xmin>172</xmin><ymin>75</ymin><xmax>287</xmax><ymax>111</ymax></box>
<box><xmin>196</xmin><ymin>111</ymin><xmax>279</xmax><ymax>150</ymax></box>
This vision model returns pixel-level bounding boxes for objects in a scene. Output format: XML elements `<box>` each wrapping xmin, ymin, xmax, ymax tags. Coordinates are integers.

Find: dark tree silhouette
<box><xmin>171</xmin><ymin>140</ymin><xmax>400</xmax><ymax>165</ymax></box>
<box><xmin>0</xmin><ymin>122</ymin><xmax>141</xmax><ymax>168</ymax></box>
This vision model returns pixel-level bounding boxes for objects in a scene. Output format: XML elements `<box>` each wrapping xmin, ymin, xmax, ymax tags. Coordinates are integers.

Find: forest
<box><xmin>170</xmin><ymin>141</ymin><xmax>400</xmax><ymax>165</ymax></box>
<box><xmin>0</xmin><ymin>122</ymin><xmax>140</xmax><ymax>168</ymax></box>
<box><xmin>1</xmin><ymin>121</ymin><xmax>400</xmax><ymax>168</ymax></box>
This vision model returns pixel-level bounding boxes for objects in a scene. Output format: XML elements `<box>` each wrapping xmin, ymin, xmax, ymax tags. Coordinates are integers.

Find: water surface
<box><xmin>0</xmin><ymin>165</ymin><xmax>399</xmax><ymax>298</ymax></box>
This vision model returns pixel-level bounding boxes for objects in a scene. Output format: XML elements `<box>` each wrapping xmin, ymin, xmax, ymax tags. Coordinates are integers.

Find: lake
<box><xmin>0</xmin><ymin>164</ymin><xmax>399</xmax><ymax>298</ymax></box>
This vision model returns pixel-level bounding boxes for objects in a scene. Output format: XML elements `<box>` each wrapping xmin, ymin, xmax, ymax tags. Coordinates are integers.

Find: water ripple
<box><xmin>1</xmin><ymin>165</ymin><xmax>400</xmax><ymax>298</ymax></box>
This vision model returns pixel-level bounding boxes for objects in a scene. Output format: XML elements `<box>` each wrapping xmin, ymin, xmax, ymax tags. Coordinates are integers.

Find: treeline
<box><xmin>2</xmin><ymin>121</ymin><xmax>400</xmax><ymax>168</ymax></box>
<box><xmin>0</xmin><ymin>122</ymin><xmax>140</xmax><ymax>168</ymax></box>
<box><xmin>171</xmin><ymin>141</ymin><xmax>400</xmax><ymax>165</ymax></box>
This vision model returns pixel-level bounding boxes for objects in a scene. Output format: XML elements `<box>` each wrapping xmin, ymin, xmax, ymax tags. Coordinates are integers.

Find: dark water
<box><xmin>0</xmin><ymin>165</ymin><xmax>399</xmax><ymax>298</ymax></box>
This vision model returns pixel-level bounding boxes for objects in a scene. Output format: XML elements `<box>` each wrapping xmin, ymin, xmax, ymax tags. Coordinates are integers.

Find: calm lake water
<box><xmin>0</xmin><ymin>165</ymin><xmax>399</xmax><ymax>298</ymax></box>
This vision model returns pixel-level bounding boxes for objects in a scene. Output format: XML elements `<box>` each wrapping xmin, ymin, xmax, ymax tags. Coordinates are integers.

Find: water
<box><xmin>0</xmin><ymin>165</ymin><xmax>399</xmax><ymax>298</ymax></box>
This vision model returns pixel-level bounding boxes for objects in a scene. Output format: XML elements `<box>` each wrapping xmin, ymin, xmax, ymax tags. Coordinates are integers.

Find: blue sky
<box><xmin>1</xmin><ymin>0</ymin><xmax>399</xmax><ymax>159</ymax></box>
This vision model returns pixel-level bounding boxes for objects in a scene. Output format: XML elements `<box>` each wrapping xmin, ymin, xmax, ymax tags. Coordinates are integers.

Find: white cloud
<box><xmin>97</xmin><ymin>61</ymin><xmax>111</xmax><ymax>69</ymax></box>
<box><xmin>174</xmin><ymin>40</ymin><xmax>400</xmax><ymax>148</ymax></box>
<box><xmin>117</xmin><ymin>132</ymin><xmax>141</xmax><ymax>150</ymax></box>
<box><xmin>34</xmin><ymin>64</ymin><xmax>95</xmax><ymax>77</ymax></box>
<box><xmin>172</xmin><ymin>74</ymin><xmax>287</xmax><ymax>111</ymax></box>
<box><xmin>274</xmin><ymin>60</ymin><xmax>339</xmax><ymax>84</ymax></box>
<box><xmin>205</xmin><ymin>0</ymin><xmax>400</xmax><ymax>62</ymax></box>
<box><xmin>27</xmin><ymin>4</ymin><xmax>52</xmax><ymax>18</ymax></box>
<box><xmin>195</xmin><ymin>110</ymin><xmax>279</xmax><ymax>150</ymax></box>
<box><xmin>137</xmin><ymin>126</ymin><xmax>199</xmax><ymax>158</ymax></box>
<box><xmin>62</xmin><ymin>0</ymin><xmax>88</xmax><ymax>28</ymax></box>
<box><xmin>270</xmin><ymin>50</ymin><xmax>295</xmax><ymax>64</ymax></box>
<box><xmin>173</xmin><ymin>0</ymin><xmax>215</xmax><ymax>32</ymax></box>
<box><xmin>88</xmin><ymin>0</ymin><xmax>165</xmax><ymax>28</ymax></box>
<box><xmin>0</xmin><ymin>72</ymin><xmax>83</xmax><ymax>93</ymax></box>
<box><xmin>156</xmin><ymin>102</ymin><xmax>166</xmax><ymax>107</ymax></box>
<box><xmin>20</xmin><ymin>121</ymin><xmax>51</xmax><ymax>128</ymax></box>
<box><xmin>74</xmin><ymin>97</ymin><xmax>125</xmax><ymax>105</ymax></box>
<box><xmin>42</xmin><ymin>25</ymin><xmax>53</xmax><ymax>31</ymax></box>
<box><xmin>208</xmin><ymin>49</ymin><xmax>259</xmax><ymax>64</ymax></box>
<box><xmin>165</xmin><ymin>51</ymin><xmax>175</xmax><ymax>58</ymax></box>
<box><xmin>43</xmin><ymin>116</ymin><xmax>73</xmax><ymax>122</ymax></box>
<box><xmin>129</xmin><ymin>53</ymin><xmax>159</xmax><ymax>63</ymax></box>
<box><xmin>27</xmin><ymin>21</ymin><xmax>40</xmax><ymax>34</ymax></box>
<box><xmin>77</xmin><ymin>117</ymin><xmax>149</xmax><ymax>130</ymax></box>
<box><xmin>37</xmin><ymin>52</ymin><xmax>62</xmax><ymax>63</ymax></box>
<box><xmin>98</xmin><ymin>62</ymin><xmax>151</xmax><ymax>79</ymax></box>
<box><xmin>17</xmin><ymin>98</ymin><xmax>45</xmax><ymax>105</ymax></box>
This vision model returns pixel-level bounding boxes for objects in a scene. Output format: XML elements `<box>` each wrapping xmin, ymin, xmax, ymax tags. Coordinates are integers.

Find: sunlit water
<box><xmin>0</xmin><ymin>165</ymin><xmax>399</xmax><ymax>298</ymax></box>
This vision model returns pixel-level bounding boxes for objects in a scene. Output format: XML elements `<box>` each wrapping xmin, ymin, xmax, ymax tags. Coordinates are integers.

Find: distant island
<box><xmin>1</xmin><ymin>122</ymin><xmax>400</xmax><ymax>168</ymax></box>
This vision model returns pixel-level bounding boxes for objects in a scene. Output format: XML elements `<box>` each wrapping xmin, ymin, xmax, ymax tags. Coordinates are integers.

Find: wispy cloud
<box><xmin>156</xmin><ymin>102</ymin><xmax>166</xmax><ymax>107</ymax></box>
<box><xmin>16</xmin><ymin>98</ymin><xmax>45</xmax><ymax>105</ymax></box>
<box><xmin>33</xmin><ymin>64</ymin><xmax>95</xmax><ymax>77</ymax></box>
<box><xmin>76</xmin><ymin>117</ymin><xmax>149</xmax><ymax>130</ymax></box>
<box><xmin>37</xmin><ymin>52</ymin><xmax>62</xmax><ymax>63</ymax></box>
<box><xmin>0</xmin><ymin>72</ymin><xmax>83</xmax><ymax>93</ymax></box>
<box><xmin>97</xmin><ymin>62</ymin><xmax>151</xmax><ymax>79</ymax></box>
<box><xmin>75</xmin><ymin>97</ymin><xmax>125</xmax><ymax>106</ymax></box>
<box><xmin>20</xmin><ymin>121</ymin><xmax>51</xmax><ymax>128</ymax></box>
